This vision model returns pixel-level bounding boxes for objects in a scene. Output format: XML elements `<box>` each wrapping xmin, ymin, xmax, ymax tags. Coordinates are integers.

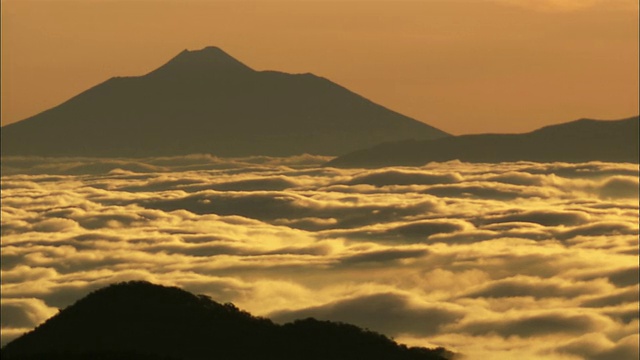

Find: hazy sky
<box><xmin>1</xmin><ymin>0</ymin><xmax>638</xmax><ymax>134</ymax></box>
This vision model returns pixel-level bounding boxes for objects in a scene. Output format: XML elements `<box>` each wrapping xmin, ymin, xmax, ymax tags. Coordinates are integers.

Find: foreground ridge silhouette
<box><xmin>326</xmin><ymin>116</ymin><xmax>640</xmax><ymax>167</ymax></box>
<box><xmin>1</xmin><ymin>281</ymin><xmax>454</xmax><ymax>360</ymax></box>
<box><xmin>1</xmin><ymin>46</ymin><xmax>448</xmax><ymax>158</ymax></box>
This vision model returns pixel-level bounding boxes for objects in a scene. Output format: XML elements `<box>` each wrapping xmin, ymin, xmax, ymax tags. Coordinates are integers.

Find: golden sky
<box><xmin>1</xmin><ymin>0</ymin><xmax>638</xmax><ymax>134</ymax></box>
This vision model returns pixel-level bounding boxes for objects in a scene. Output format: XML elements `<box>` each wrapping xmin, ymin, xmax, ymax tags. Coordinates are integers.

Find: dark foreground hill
<box><xmin>1</xmin><ymin>46</ymin><xmax>447</xmax><ymax>158</ymax></box>
<box><xmin>1</xmin><ymin>281</ymin><xmax>453</xmax><ymax>360</ymax></box>
<box><xmin>326</xmin><ymin>116</ymin><xmax>639</xmax><ymax>168</ymax></box>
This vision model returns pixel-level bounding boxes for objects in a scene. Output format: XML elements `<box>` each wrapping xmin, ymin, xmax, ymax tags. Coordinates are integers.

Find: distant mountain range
<box><xmin>1</xmin><ymin>46</ymin><xmax>448</xmax><ymax>157</ymax></box>
<box><xmin>1</xmin><ymin>281</ymin><xmax>453</xmax><ymax>360</ymax></box>
<box><xmin>326</xmin><ymin>116</ymin><xmax>640</xmax><ymax>167</ymax></box>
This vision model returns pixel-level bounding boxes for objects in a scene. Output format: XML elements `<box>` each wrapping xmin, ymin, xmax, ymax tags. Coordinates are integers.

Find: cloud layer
<box><xmin>1</xmin><ymin>156</ymin><xmax>638</xmax><ymax>359</ymax></box>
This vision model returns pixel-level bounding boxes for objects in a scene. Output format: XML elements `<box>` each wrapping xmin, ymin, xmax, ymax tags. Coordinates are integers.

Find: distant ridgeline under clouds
<box><xmin>1</xmin><ymin>281</ymin><xmax>453</xmax><ymax>360</ymax></box>
<box><xmin>0</xmin><ymin>46</ymin><xmax>447</xmax><ymax>158</ymax></box>
<box><xmin>1</xmin><ymin>46</ymin><xmax>636</xmax><ymax>165</ymax></box>
<box><xmin>327</xmin><ymin>116</ymin><xmax>640</xmax><ymax>168</ymax></box>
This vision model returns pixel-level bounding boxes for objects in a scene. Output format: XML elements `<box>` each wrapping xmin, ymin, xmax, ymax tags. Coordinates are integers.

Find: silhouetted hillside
<box><xmin>1</xmin><ymin>46</ymin><xmax>448</xmax><ymax>157</ymax></box>
<box><xmin>1</xmin><ymin>281</ymin><xmax>454</xmax><ymax>360</ymax></box>
<box><xmin>326</xmin><ymin>117</ymin><xmax>639</xmax><ymax>167</ymax></box>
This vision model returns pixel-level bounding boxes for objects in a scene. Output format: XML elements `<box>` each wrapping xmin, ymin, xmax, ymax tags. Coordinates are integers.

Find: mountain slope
<box><xmin>1</xmin><ymin>46</ymin><xmax>448</xmax><ymax>157</ymax></box>
<box><xmin>326</xmin><ymin>116</ymin><xmax>639</xmax><ymax>167</ymax></box>
<box><xmin>0</xmin><ymin>281</ymin><xmax>453</xmax><ymax>360</ymax></box>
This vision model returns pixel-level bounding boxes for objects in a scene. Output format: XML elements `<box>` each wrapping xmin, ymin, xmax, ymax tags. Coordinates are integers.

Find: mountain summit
<box><xmin>1</xmin><ymin>46</ymin><xmax>448</xmax><ymax>157</ymax></box>
<box><xmin>147</xmin><ymin>46</ymin><xmax>254</xmax><ymax>77</ymax></box>
<box><xmin>1</xmin><ymin>281</ymin><xmax>453</xmax><ymax>360</ymax></box>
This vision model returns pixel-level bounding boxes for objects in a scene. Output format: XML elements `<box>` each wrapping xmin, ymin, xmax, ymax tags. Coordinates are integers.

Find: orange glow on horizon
<box><xmin>1</xmin><ymin>0</ymin><xmax>638</xmax><ymax>135</ymax></box>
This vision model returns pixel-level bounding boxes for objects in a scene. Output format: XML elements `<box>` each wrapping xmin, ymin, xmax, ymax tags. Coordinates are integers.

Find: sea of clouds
<box><xmin>1</xmin><ymin>155</ymin><xmax>638</xmax><ymax>360</ymax></box>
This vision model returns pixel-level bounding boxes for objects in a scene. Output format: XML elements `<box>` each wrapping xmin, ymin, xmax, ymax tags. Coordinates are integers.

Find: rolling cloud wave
<box><xmin>1</xmin><ymin>156</ymin><xmax>638</xmax><ymax>359</ymax></box>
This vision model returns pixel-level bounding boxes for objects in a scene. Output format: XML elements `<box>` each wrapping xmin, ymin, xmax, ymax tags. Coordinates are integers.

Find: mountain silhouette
<box><xmin>326</xmin><ymin>116</ymin><xmax>640</xmax><ymax>167</ymax></box>
<box><xmin>1</xmin><ymin>46</ymin><xmax>448</xmax><ymax>157</ymax></box>
<box><xmin>1</xmin><ymin>281</ymin><xmax>454</xmax><ymax>360</ymax></box>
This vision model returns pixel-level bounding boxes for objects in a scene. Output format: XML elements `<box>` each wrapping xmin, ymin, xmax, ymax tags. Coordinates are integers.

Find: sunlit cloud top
<box><xmin>2</xmin><ymin>157</ymin><xmax>638</xmax><ymax>359</ymax></box>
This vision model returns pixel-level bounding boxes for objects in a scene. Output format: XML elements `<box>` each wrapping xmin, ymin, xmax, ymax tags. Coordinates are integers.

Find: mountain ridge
<box><xmin>1</xmin><ymin>281</ymin><xmax>453</xmax><ymax>360</ymax></box>
<box><xmin>1</xmin><ymin>46</ymin><xmax>448</xmax><ymax>158</ymax></box>
<box><xmin>325</xmin><ymin>116</ymin><xmax>640</xmax><ymax>167</ymax></box>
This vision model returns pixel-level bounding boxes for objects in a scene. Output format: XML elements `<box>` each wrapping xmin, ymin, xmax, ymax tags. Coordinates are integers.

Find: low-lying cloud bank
<box><xmin>1</xmin><ymin>156</ymin><xmax>638</xmax><ymax>359</ymax></box>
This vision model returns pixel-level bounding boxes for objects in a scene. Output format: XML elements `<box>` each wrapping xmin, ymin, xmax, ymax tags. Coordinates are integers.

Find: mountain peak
<box><xmin>2</xmin><ymin>47</ymin><xmax>449</xmax><ymax>157</ymax></box>
<box><xmin>1</xmin><ymin>281</ymin><xmax>453</xmax><ymax>360</ymax></box>
<box><xmin>147</xmin><ymin>46</ymin><xmax>253</xmax><ymax>77</ymax></box>
<box><xmin>176</xmin><ymin>46</ymin><xmax>237</xmax><ymax>61</ymax></box>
